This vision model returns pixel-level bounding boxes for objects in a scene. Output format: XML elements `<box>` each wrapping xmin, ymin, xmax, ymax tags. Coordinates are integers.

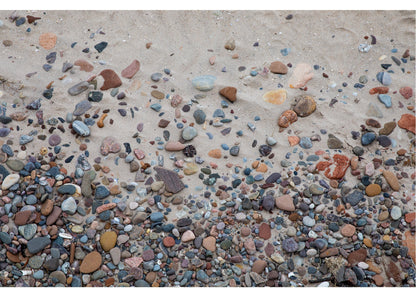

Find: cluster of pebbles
<box><xmin>0</xmin><ymin>11</ymin><xmax>415</xmax><ymax>288</ymax></box>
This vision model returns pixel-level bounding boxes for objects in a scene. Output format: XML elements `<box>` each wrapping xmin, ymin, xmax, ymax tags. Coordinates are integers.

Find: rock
<box><xmin>347</xmin><ymin>249</ymin><xmax>367</xmax><ymax>266</ymax></box>
<box><xmin>278</xmin><ymin>110</ymin><xmax>298</xmax><ymax>128</ymax></box>
<box><xmin>94</xmin><ymin>41</ymin><xmax>108</xmax><ymax>53</ymax></box>
<box><xmin>202</xmin><ymin>236</ymin><xmax>216</xmax><ymax>251</ymax></box>
<box><xmin>366</xmin><ymin>118</ymin><xmax>381</xmax><ymax>128</ymax></box>
<box><xmin>46</xmin><ymin>206</ymin><xmax>62</xmax><ymax>225</ymax></box>
<box><xmin>391</xmin><ymin>206</ymin><xmax>402</xmax><ymax>220</ymax></box>
<box><xmin>399</xmin><ymin>86</ymin><xmax>413</xmax><ymax>99</ymax></box>
<box><xmin>88</xmin><ymin>91</ymin><xmax>103</xmax><ymax>102</ymax></box>
<box><xmin>165</xmin><ymin>141</ymin><xmax>186</xmax><ymax>151</ymax></box>
<box><xmin>229</xmin><ymin>146</ymin><xmax>240</xmax><ymax>156</ymax></box>
<box><xmin>1</xmin><ymin>173</ymin><xmax>19</xmax><ymax>190</ymax></box>
<box><xmin>72</xmin><ymin>120</ymin><xmax>90</xmax><ymax>136</ymax></box>
<box><xmin>68</xmin><ymin>81</ymin><xmax>90</xmax><ymax>96</ymax></box>
<box><xmin>6</xmin><ymin>159</ymin><xmax>25</xmax><ymax>171</ymax></box>
<box><xmin>20</xmin><ymin>135</ymin><xmax>34</xmax><ymax>145</ymax></box>
<box><xmin>154</xmin><ymin>166</ymin><xmax>185</xmax><ymax>194</ymax></box>
<box><xmin>299</xmin><ymin>137</ymin><xmax>313</xmax><ymax>149</ymax></box>
<box><xmin>327</xmin><ymin>134</ymin><xmax>343</xmax><ymax>149</ymax></box>
<box><xmin>376</xmin><ymin>71</ymin><xmax>392</xmax><ymax>86</ymax></box>
<box><xmin>340</xmin><ymin>224</ymin><xmax>356</xmax><ymax>237</ymax></box>
<box><xmin>219</xmin><ymin>87</ymin><xmax>237</xmax><ymax>102</ymax></box>
<box><xmin>379</xmin><ymin>121</ymin><xmax>396</xmax><ymax>135</ymax></box>
<box><xmin>224</xmin><ymin>39</ymin><xmax>235</xmax><ymax>50</ymax></box>
<box><xmin>252</xmin><ymin>259</ymin><xmax>267</xmax><ymax>274</ymax></box>
<box><xmin>100</xmin><ymin>69</ymin><xmax>122</xmax><ymax>91</ymax></box>
<box><xmin>151</xmin><ymin>90</ymin><xmax>165</xmax><ymax>99</ymax></box>
<box><xmin>100</xmin><ymin>136</ymin><xmax>121</xmax><ymax>155</ymax></box>
<box><xmin>183</xmin><ymin>163</ymin><xmax>198</xmax><ymax>175</ymax></box>
<box><xmin>27</xmin><ymin>237</ymin><xmax>51</xmax><ymax>254</ymax></box>
<box><xmin>361</xmin><ymin>132</ymin><xmax>376</xmax><ymax>146</ymax></box>
<box><xmin>80</xmin><ymin>251</ymin><xmax>102</xmax><ymax>274</ymax></box>
<box><xmin>39</xmin><ymin>32</ymin><xmax>57</xmax><ymax>50</ymax></box>
<box><xmin>48</xmin><ymin>134</ymin><xmax>61</xmax><ymax>146</ymax></box>
<box><xmin>398</xmin><ymin>114</ymin><xmax>415</xmax><ymax>134</ymax></box>
<box><xmin>62</xmin><ymin>197</ymin><xmax>77</xmax><ymax>214</ymax></box>
<box><xmin>181</xmin><ymin>230</ymin><xmax>195</xmax><ymax>242</ymax></box>
<box><xmin>171</xmin><ymin>94</ymin><xmax>183</xmax><ymax>107</ymax></box>
<box><xmin>121</xmin><ymin>59</ymin><xmax>140</xmax><ymax>79</ymax></box>
<box><xmin>182</xmin><ymin>126</ymin><xmax>198</xmax><ymax>141</ymax></box>
<box><xmin>303</xmin><ymin>216</ymin><xmax>315</xmax><ymax>227</ymax></box>
<box><xmin>192</xmin><ymin>75</ymin><xmax>216</xmax><ymax>91</ymax></box>
<box><xmin>40</xmin><ymin>200</ymin><xmax>54</xmax><ymax>216</ymax></box>
<box><xmin>369</xmin><ymin>86</ymin><xmax>389</xmax><ymax>95</ymax></box>
<box><xmin>292</xmin><ymin>95</ymin><xmax>316</xmax><ymax>117</ymax></box>
<box><xmin>100</xmin><ymin>231</ymin><xmax>117</xmax><ymax>252</ymax></box>
<box><xmin>95</xmin><ymin>185</ymin><xmax>110</xmax><ymax>199</ymax></box>
<box><xmin>258</xmin><ymin>223</ymin><xmax>271</xmax><ymax>240</ymax></box>
<box><xmin>365</xmin><ymin>184</ymin><xmax>381</xmax><ymax>196</ymax></box>
<box><xmin>208</xmin><ymin>149</ymin><xmax>221</xmax><ymax>159</ymax></box>
<box><xmin>288</xmin><ymin>63</ymin><xmax>314</xmax><ymax>88</ymax></box>
<box><xmin>382</xmin><ymin>170</ymin><xmax>400</xmax><ymax>191</ymax></box>
<box><xmin>193</xmin><ymin>109</ymin><xmax>206</xmax><ymax>124</ymax></box>
<box><xmin>73</xmin><ymin>100</ymin><xmax>92</xmax><ymax>116</ymax></box>
<box><xmin>15</xmin><ymin>210</ymin><xmax>32</xmax><ymax>226</ymax></box>
<box><xmin>275</xmin><ymin>195</ymin><xmax>295</xmax><ymax>211</ymax></box>
<box><xmin>263</xmin><ymin>89</ymin><xmax>287</xmax><ymax>105</ymax></box>
<box><xmin>74</xmin><ymin>59</ymin><xmax>94</xmax><ymax>72</ymax></box>
<box><xmin>282</xmin><ymin>238</ymin><xmax>298</xmax><ymax>253</ymax></box>
<box><xmin>269</xmin><ymin>61</ymin><xmax>288</xmax><ymax>74</ymax></box>
<box><xmin>378</xmin><ymin>94</ymin><xmax>392</xmax><ymax>108</ymax></box>
<box><xmin>403</xmin><ymin>230</ymin><xmax>415</xmax><ymax>263</ymax></box>
<box><xmin>163</xmin><ymin>236</ymin><xmax>175</xmax><ymax>247</ymax></box>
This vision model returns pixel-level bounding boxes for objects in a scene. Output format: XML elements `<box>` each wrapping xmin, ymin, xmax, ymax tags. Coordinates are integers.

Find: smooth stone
<box><xmin>165</xmin><ymin>141</ymin><xmax>186</xmax><ymax>151</ymax></box>
<box><xmin>391</xmin><ymin>206</ymin><xmax>402</xmax><ymax>220</ymax></box>
<box><xmin>182</xmin><ymin>126</ymin><xmax>198</xmax><ymax>141</ymax></box>
<box><xmin>361</xmin><ymin>132</ymin><xmax>376</xmax><ymax>146</ymax></box>
<box><xmin>95</xmin><ymin>185</ymin><xmax>110</xmax><ymax>199</ymax></box>
<box><xmin>275</xmin><ymin>195</ymin><xmax>295</xmax><ymax>211</ymax></box>
<box><xmin>68</xmin><ymin>81</ymin><xmax>90</xmax><ymax>96</ymax></box>
<box><xmin>99</xmin><ymin>69</ymin><xmax>122</xmax><ymax>91</ymax></box>
<box><xmin>219</xmin><ymin>87</ymin><xmax>237</xmax><ymax>102</ymax></box>
<box><xmin>269</xmin><ymin>61</ymin><xmax>288</xmax><ymax>74</ymax></box>
<box><xmin>80</xmin><ymin>251</ymin><xmax>102</xmax><ymax>274</ymax></box>
<box><xmin>288</xmin><ymin>63</ymin><xmax>313</xmax><ymax>88</ymax></box>
<box><xmin>94</xmin><ymin>41</ymin><xmax>108</xmax><ymax>53</ymax></box>
<box><xmin>327</xmin><ymin>134</ymin><xmax>343</xmax><ymax>149</ymax></box>
<box><xmin>88</xmin><ymin>91</ymin><xmax>103</xmax><ymax>102</ymax></box>
<box><xmin>292</xmin><ymin>95</ymin><xmax>316</xmax><ymax>117</ymax></box>
<box><xmin>121</xmin><ymin>59</ymin><xmax>140</xmax><ymax>79</ymax></box>
<box><xmin>20</xmin><ymin>135</ymin><xmax>34</xmax><ymax>145</ymax></box>
<box><xmin>72</xmin><ymin>120</ymin><xmax>90</xmax><ymax>136</ymax></box>
<box><xmin>181</xmin><ymin>230</ymin><xmax>195</xmax><ymax>242</ymax></box>
<box><xmin>378</xmin><ymin>94</ymin><xmax>392</xmax><ymax>108</ymax></box>
<box><xmin>230</xmin><ymin>145</ymin><xmax>240</xmax><ymax>156</ymax></box>
<box><xmin>343</xmin><ymin>190</ymin><xmax>363</xmax><ymax>206</ymax></box>
<box><xmin>6</xmin><ymin>159</ymin><xmax>25</xmax><ymax>171</ymax></box>
<box><xmin>48</xmin><ymin>134</ymin><xmax>61</xmax><ymax>146</ymax></box>
<box><xmin>303</xmin><ymin>216</ymin><xmax>316</xmax><ymax>227</ymax></box>
<box><xmin>1</xmin><ymin>173</ymin><xmax>20</xmax><ymax>190</ymax></box>
<box><xmin>192</xmin><ymin>75</ymin><xmax>216</xmax><ymax>91</ymax></box>
<box><xmin>366</xmin><ymin>102</ymin><xmax>383</xmax><ymax>118</ymax></box>
<box><xmin>0</xmin><ymin>128</ymin><xmax>11</xmax><ymax>137</ymax></box>
<box><xmin>399</xmin><ymin>86</ymin><xmax>413</xmax><ymax>99</ymax></box>
<box><xmin>193</xmin><ymin>109</ymin><xmax>206</xmax><ymax>124</ymax></box>
<box><xmin>27</xmin><ymin>236</ymin><xmax>51</xmax><ymax>254</ymax></box>
<box><xmin>382</xmin><ymin>170</ymin><xmax>400</xmax><ymax>191</ymax></box>
<box><xmin>100</xmin><ymin>231</ymin><xmax>117</xmax><ymax>252</ymax></box>
<box><xmin>58</xmin><ymin>184</ymin><xmax>77</xmax><ymax>195</ymax></box>
<box><xmin>398</xmin><ymin>114</ymin><xmax>415</xmax><ymax>134</ymax></box>
<box><xmin>299</xmin><ymin>137</ymin><xmax>313</xmax><ymax>149</ymax></box>
<box><xmin>61</xmin><ymin>197</ymin><xmax>77</xmax><ymax>214</ymax></box>
<box><xmin>376</xmin><ymin>71</ymin><xmax>392</xmax><ymax>86</ymax></box>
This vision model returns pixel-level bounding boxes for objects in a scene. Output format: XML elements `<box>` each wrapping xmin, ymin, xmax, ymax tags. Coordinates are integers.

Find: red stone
<box><xmin>369</xmin><ymin>86</ymin><xmax>389</xmax><ymax>95</ymax></box>
<box><xmin>399</xmin><ymin>86</ymin><xmax>413</xmax><ymax>99</ymax></box>
<box><xmin>14</xmin><ymin>210</ymin><xmax>32</xmax><ymax>226</ymax></box>
<box><xmin>121</xmin><ymin>59</ymin><xmax>140</xmax><ymax>79</ymax></box>
<box><xmin>219</xmin><ymin>87</ymin><xmax>237</xmax><ymax>102</ymax></box>
<box><xmin>163</xmin><ymin>236</ymin><xmax>175</xmax><ymax>247</ymax></box>
<box><xmin>99</xmin><ymin>69</ymin><xmax>122</xmax><ymax>91</ymax></box>
<box><xmin>347</xmin><ymin>248</ymin><xmax>367</xmax><ymax>265</ymax></box>
<box><xmin>258</xmin><ymin>223</ymin><xmax>271</xmax><ymax>240</ymax></box>
<box><xmin>316</xmin><ymin>154</ymin><xmax>350</xmax><ymax>179</ymax></box>
<box><xmin>398</xmin><ymin>114</ymin><xmax>415</xmax><ymax>134</ymax></box>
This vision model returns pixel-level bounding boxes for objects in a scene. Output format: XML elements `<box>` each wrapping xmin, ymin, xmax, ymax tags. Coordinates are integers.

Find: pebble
<box><xmin>72</xmin><ymin>120</ymin><xmax>90</xmax><ymax>136</ymax></box>
<box><xmin>100</xmin><ymin>69</ymin><xmax>122</xmax><ymax>91</ymax></box>
<box><xmin>288</xmin><ymin>63</ymin><xmax>313</xmax><ymax>88</ymax></box>
<box><xmin>269</xmin><ymin>61</ymin><xmax>288</xmax><ymax>74</ymax></box>
<box><xmin>376</xmin><ymin>71</ymin><xmax>392</xmax><ymax>86</ymax></box>
<box><xmin>182</xmin><ymin>126</ymin><xmax>198</xmax><ymax>141</ymax></box>
<box><xmin>263</xmin><ymin>89</ymin><xmax>287</xmax><ymax>105</ymax></box>
<box><xmin>275</xmin><ymin>195</ymin><xmax>295</xmax><ymax>211</ymax></box>
<box><xmin>192</xmin><ymin>75</ymin><xmax>216</xmax><ymax>91</ymax></box>
<box><xmin>121</xmin><ymin>59</ymin><xmax>140</xmax><ymax>78</ymax></box>
<box><xmin>68</xmin><ymin>81</ymin><xmax>90</xmax><ymax>96</ymax></box>
<box><xmin>378</xmin><ymin>94</ymin><xmax>392</xmax><ymax>108</ymax></box>
<box><xmin>399</xmin><ymin>86</ymin><xmax>413</xmax><ymax>99</ymax></box>
<box><xmin>193</xmin><ymin>109</ymin><xmax>206</xmax><ymax>124</ymax></box>
<box><xmin>398</xmin><ymin>113</ymin><xmax>415</xmax><ymax>134</ymax></box>
<box><xmin>292</xmin><ymin>95</ymin><xmax>316</xmax><ymax>117</ymax></box>
<box><xmin>219</xmin><ymin>87</ymin><xmax>237</xmax><ymax>102</ymax></box>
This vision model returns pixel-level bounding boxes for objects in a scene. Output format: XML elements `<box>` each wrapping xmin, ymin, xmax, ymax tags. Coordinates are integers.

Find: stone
<box><xmin>299</xmin><ymin>137</ymin><xmax>312</xmax><ymax>149</ymax></box>
<box><xmin>219</xmin><ymin>87</ymin><xmax>237</xmax><ymax>102</ymax></box>
<box><xmin>317</xmin><ymin>154</ymin><xmax>350</xmax><ymax>180</ymax></box>
<box><xmin>275</xmin><ymin>195</ymin><xmax>295</xmax><ymax>211</ymax></box>
<box><xmin>58</xmin><ymin>184</ymin><xmax>77</xmax><ymax>195</ymax></box>
<box><xmin>269</xmin><ymin>61</ymin><xmax>288</xmax><ymax>74</ymax></box>
<box><xmin>224</xmin><ymin>39</ymin><xmax>235</xmax><ymax>50</ymax></box>
<box><xmin>181</xmin><ymin>230</ymin><xmax>195</xmax><ymax>242</ymax></box>
<box><xmin>1</xmin><ymin>173</ymin><xmax>19</xmax><ymax>190</ymax></box>
<box><xmin>62</xmin><ymin>197</ymin><xmax>77</xmax><ymax>214</ymax></box>
<box><xmin>99</xmin><ymin>69</ymin><xmax>122</xmax><ymax>91</ymax></box>
<box><xmin>376</xmin><ymin>71</ymin><xmax>392</xmax><ymax>86</ymax></box>
<box><xmin>48</xmin><ymin>134</ymin><xmax>61</xmax><ymax>146</ymax></box>
<box><xmin>72</xmin><ymin>120</ymin><xmax>90</xmax><ymax>136</ymax></box>
<box><xmin>366</xmin><ymin>118</ymin><xmax>381</xmax><ymax>128</ymax></box>
<box><xmin>366</xmin><ymin>102</ymin><xmax>383</xmax><ymax>118</ymax></box>
<box><xmin>403</xmin><ymin>230</ymin><xmax>415</xmax><ymax>263</ymax></box>
<box><xmin>378</xmin><ymin>94</ymin><xmax>392</xmax><ymax>108</ymax></box>
<box><xmin>121</xmin><ymin>59</ymin><xmax>140</xmax><ymax>78</ymax></box>
<box><xmin>88</xmin><ymin>91</ymin><xmax>103</xmax><ymax>102</ymax></box>
<box><xmin>183</xmin><ymin>163</ymin><xmax>198</xmax><ymax>175</ymax></box>
<box><xmin>208</xmin><ymin>149</ymin><xmax>221</xmax><ymax>159</ymax></box>
<box><xmin>292</xmin><ymin>95</ymin><xmax>316</xmax><ymax>117</ymax></box>
<box><xmin>327</xmin><ymin>134</ymin><xmax>343</xmax><ymax>149</ymax></box>
<box><xmin>258</xmin><ymin>223</ymin><xmax>271</xmax><ymax>240</ymax></box>
<box><xmin>202</xmin><ymin>236</ymin><xmax>216</xmax><ymax>251</ymax></box>
<box><xmin>398</xmin><ymin>114</ymin><xmax>415</xmax><ymax>134</ymax></box>
<box><xmin>171</xmin><ymin>94</ymin><xmax>183</xmax><ymax>107</ymax></box>
<box><xmin>100</xmin><ymin>136</ymin><xmax>121</xmax><ymax>155</ymax></box>
<box><xmin>154</xmin><ymin>166</ymin><xmax>185</xmax><ymax>194</ymax></box>
<box><xmin>151</xmin><ymin>90</ymin><xmax>165</xmax><ymax>99</ymax></box>
<box><xmin>230</xmin><ymin>145</ymin><xmax>240</xmax><ymax>156</ymax></box>
<box><xmin>390</xmin><ymin>206</ymin><xmax>402</xmax><ymax>220</ymax></box>
<box><xmin>6</xmin><ymin>159</ymin><xmax>25</xmax><ymax>171</ymax></box>
<box><xmin>399</xmin><ymin>86</ymin><xmax>413</xmax><ymax>99</ymax></box>
<box><xmin>347</xmin><ymin>249</ymin><xmax>367</xmax><ymax>266</ymax></box>
<box><xmin>192</xmin><ymin>75</ymin><xmax>216</xmax><ymax>91</ymax></box>
<box><xmin>20</xmin><ymin>135</ymin><xmax>34</xmax><ymax>145</ymax></box>
<box><xmin>94</xmin><ymin>41</ymin><xmax>108</xmax><ymax>52</ymax></box>
<box><xmin>27</xmin><ymin>237</ymin><xmax>51</xmax><ymax>254</ymax></box>
<box><xmin>369</xmin><ymin>86</ymin><xmax>389</xmax><ymax>95</ymax></box>
<box><xmin>263</xmin><ymin>89</ymin><xmax>287</xmax><ymax>105</ymax></box>
<box><xmin>379</xmin><ymin>121</ymin><xmax>396</xmax><ymax>135</ymax></box>
<box><xmin>288</xmin><ymin>63</ymin><xmax>313</xmax><ymax>88</ymax></box>
<box><xmin>46</xmin><ymin>206</ymin><xmax>62</xmax><ymax>225</ymax></box>
<box><xmin>73</xmin><ymin>100</ymin><xmax>92</xmax><ymax>116</ymax></box>
<box><xmin>74</xmin><ymin>59</ymin><xmax>94</xmax><ymax>72</ymax></box>
<box><xmin>163</xmin><ymin>236</ymin><xmax>175</xmax><ymax>247</ymax></box>
<box><xmin>68</xmin><ymin>81</ymin><xmax>90</xmax><ymax>96</ymax></box>
<box><xmin>80</xmin><ymin>251</ymin><xmax>102</xmax><ymax>274</ymax></box>
<box><xmin>252</xmin><ymin>259</ymin><xmax>267</xmax><ymax>274</ymax></box>
<box><xmin>95</xmin><ymin>185</ymin><xmax>110</xmax><ymax>199</ymax></box>
<box><xmin>303</xmin><ymin>216</ymin><xmax>315</xmax><ymax>227</ymax></box>
<box><xmin>193</xmin><ymin>109</ymin><xmax>206</xmax><ymax>124</ymax></box>
<box><xmin>39</xmin><ymin>32</ymin><xmax>57</xmax><ymax>50</ymax></box>
<box><xmin>382</xmin><ymin>170</ymin><xmax>400</xmax><ymax>191</ymax></box>
<box><xmin>182</xmin><ymin>126</ymin><xmax>198</xmax><ymax>141</ymax></box>
<box><xmin>340</xmin><ymin>224</ymin><xmax>356</xmax><ymax>237</ymax></box>
<box><xmin>282</xmin><ymin>238</ymin><xmax>298</xmax><ymax>253</ymax></box>
<box><xmin>165</xmin><ymin>141</ymin><xmax>185</xmax><ymax>151</ymax></box>
<box><xmin>365</xmin><ymin>184</ymin><xmax>381</xmax><ymax>196</ymax></box>
<box><xmin>100</xmin><ymin>231</ymin><xmax>117</xmax><ymax>252</ymax></box>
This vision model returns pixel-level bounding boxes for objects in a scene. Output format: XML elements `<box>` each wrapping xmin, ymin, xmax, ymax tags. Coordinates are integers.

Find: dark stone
<box><xmin>154</xmin><ymin>166</ymin><xmax>185</xmax><ymax>194</ymax></box>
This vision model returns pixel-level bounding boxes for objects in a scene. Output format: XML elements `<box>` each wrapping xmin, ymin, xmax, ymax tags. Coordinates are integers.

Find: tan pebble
<box><xmin>278</xmin><ymin>109</ymin><xmax>297</xmax><ymax>127</ymax></box>
<box><xmin>232</xmin><ymin>54</ymin><xmax>239</xmax><ymax>59</ymax></box>
<box><xmin>39</xmin><ymin>32</ymin><xmax>57</xmax><ymax>50</ymax></box>
<box><xmin>209</xmin><ymin>56</ymin><xmax>216</xmax><ymax>65</ymax></box>
<box><xmin>264</xmin><ymin>89</ymin><xmax>287</xmax><ymax>105</ymax></box>
<box><xmin>365</xmin><ymin>184</ymin><xmax>381</xmax><ymax>197</ymax></box>
<box><xmin>382</xmin><ymin>170</ymin><xmax>400</xmax><ymax>191</ymax></box>
<box><xmin>350</xmin><ymin>156</ymin><xmax>359</xmax><ymax>170</ymax></box>
<box><xmin>251</xmin><ymin>160</ymin><xmax>260</xmax><ymax>169</ymax></box>
<box><xmin>208</xmin><ymin>149</ymin><xmax>221</xmax><ymax>159</ymax></box>
<box><xmin>340</xmin><ymin>224</ymin><xmax>356</xmax><ymax>237</ymax></box>
<box><xmin>256</xmin><ymin>163</ymin><xmax>268</xmax><ymax>173</ymax></box>
<box><xmin>288</xmin><ymin>136</ymin><xmax>300</xmax><ymax>146</ymax></box>
<box><xmin>97</xmin><ymin>113</ymin><xmax>107</xmax><ymax>128</ymax></box>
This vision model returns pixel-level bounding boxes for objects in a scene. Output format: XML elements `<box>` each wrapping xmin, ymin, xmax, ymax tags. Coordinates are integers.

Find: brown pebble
<box><xmin>269</xmin><ymin>61</ymin><xmax>288</xmax><ymax>74</ymax></box>
<box><xmin>366</xmin><ymin>118</ymin><xmax>381</xmax><ymax>128</ymax></box>
<box><xmin>99</xmin><ymin>69</ymin><xmax>122</xmax><ymax>91</ymax></box>
<box><xmin>39</xmin><ymin>33</ymin><xmax>57</xmax><ymax>50</ymax></box>
<box><xmin>151</xmin><ymin>90</ymin><xmax>165</xmax><ymax>99</ymax></box>
<box><xmin>219</xmin><ymin>87</ymin><xmax>237</xmax><ymax>102</ymax></box>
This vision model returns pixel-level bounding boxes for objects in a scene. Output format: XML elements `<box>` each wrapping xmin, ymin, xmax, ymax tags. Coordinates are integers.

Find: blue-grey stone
<box><xmin>33</xmin><ymin>270</ymin><xmax>45</xmax><ymax>280</ymax></box>
<box><xmin>27</xmin><ymin>236</ymin><xmax>51</xmax><ymax>254</ymax></box>
<box><xmin>192</xmin><ymin>75</ymin><xmax>216</xmax><ymax>91</ymax></box>
<box><xmin>378</xmin><ymin>94</ymin><xmax>392</xmax><ymax>108</ymax></box>
<box><xmin>72</xmin><ymin>120</ymin><xmax>90</xmax><ymax>136</ymax></box>
<box><xmin>376</xmin><ymin>71</ymin><xmax>392</xmax><ymax>86</ymax></box>
<box><xmin>213</xmin><ymin>109</ymin><xmax>225</xmax><ymax>118</ymax></box>
<box><xmin>0</xmin><ymin>231</ymin><xmax>11</xmax><ymax>244</ymax></box>
<box><xmin>94</xmin><ymin>41</ymin><xmax>108</xmax><ymax>53</ymax></box>
<box><xmin>1</xmin><ymin>144</ymin><xmax>14</xmax><ymax>157</ymax></box>
<box><xmin>73</xmin><ymin>100</ymin><xmax>92</xmax><ymax>116</ymax></box>
<box><xmin>68</xmin><ymin>81</ymin><xmax>90</xmax><ymax>96</ymax></box>
<box><xmin>25</xmin><ymin>195</ymin><xmax>37</xmax><ymax>205</ymax></box>
<box><xmin>182</xmin><ymin>126</ymin><xmax>197</xmax><ymax>141</ymax></box>
<box><xmin>58</xmin><ymin>184</ymin><xmax>77</xmax><ymax>195</ymax></box>
<box><xmin>62</xmin><ymin>197</ymin><xmax>77</xmax><ymax>214</ymax></box>
<box><xmin>343</xmin><ymin>190</ymin><xmax>364</xmax><ymax>206</ymax></box>
<box><xmin>196</xmin><ymin>269</ymin><xmax>209</xmax><ymax>283</ymax></box>
<box><xmin>0</xmin><ymin>128</ymin><xmax>11</xmax><ymax>137</ymax></box>
<box><xmin>20</xmin><ymin>135</ymin><xmax>34</xmax><ymax>145</ymax></box>
<box><xmin>230</xmin><ymin>145</ymin><xmax>240</xmax><ymax>156</ymax></box>
<box><xmin>95</xmin><ymin>185</ymin><xmax>110</xmax><ymax>199</ymax></box>
<box><xmin>193</xmin><ymin>109</ymin><xmax>206</xmax><ymax>124</ymax></box>
<box><xmin>151</xmin><ymin>73</ymin><xmax>163</xmax><ymax>82</ymax></box>
<box><xmin>299</xmin><ymin>137</ymin><xmax>313</xmax><ymax>149</ymax></box>
<box><xmin>361</xmin><ymin>132</ymin><xmax>376</xmax><ymax>146</ymax></box>
<box><xmin>150</xmin><ymin>103</ymin><xmax>162</xmax><ymax>112</ymax></box>
<box><xmin>150</xmin><ymin>212</ymin><xmax>164</xmax><ymax>222</ymax></box>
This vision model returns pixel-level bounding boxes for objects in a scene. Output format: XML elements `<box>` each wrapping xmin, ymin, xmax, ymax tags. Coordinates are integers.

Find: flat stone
<box><xmin>154</xmin><ymin>166</ymin><xmax>185</xmax><ymax>194</ymax></box>
<box><xmin>382</xmin><ymin>170</ymin><xmax>400</xmax><ymax>191</ymax></box>
<box><xmin>182</xmin><ymin>126</ymin><xmax>198</xmax><ymax>141</ymax></box>
<box><xmin>288</xmin><ymin>63</ymin><xmax>313</xmax><ymax>88</ymax></box>
<box><xmin>327</xmin><ymin>134</ymin><xmax>343</xmax><ymax>149</ymax></box>
<box><xmin>379</xmin><ymin>121</ymin><xmax>396</xmax><ymax>135</ymax></box>
<box><xmin>68</xmin><ymin>81</ymin><xmax>90</xmax><ymax>96</ymax></box>
<box><xmin>340</xmin><ymin>224</ymin><xmax>356</xmax><ymax>237</ymax></box>
<box><xmin>192</xmin><ymin>75</ymin><xmax>216</xmax><ymax>91</ymax></box>
<box><xmin>46</xmin><ymin>206</ymin><xmax>62</xmax><ymax>225</ymax></box>
<box><xmin>62</xmin><ymin>197</ymin><xmax>77</xmax><ymax>214</ymax></box>
<box><xmin>347</xmin><ymin>248</ymin><xmax>367</xmax><ymax>266</ymax></box>
<box><xmin>121</xmin><ymin>59</ymin><xmax>140</xmax><ymax>79</ymax></box>
<box><xmin>292</xmin><ymin>95</ymin><xmax>316</xmax><ymax>117</ymax></box>
<box><xmin>181</xmin><ymin>230</ymin><xmax>195</xmax><ymax>242</ymax></box>
<box><xmin>39</xmin><ymin>32</ymin><xmax>57</xmax><ymax>50</ymax></box>
<box><xmin>73</xmin><ymin>100</ymin><xmax>92</xmax><ymax>116</ymax></box>
<box><xmin>219</xmin><ymin>87</ymin><xmax>237</xmax><ymax>102</ymax></box>
<box><xmin>343</xmin><ymin>190</ymin><xmax>363</xmax><ymax>206</ymax></box>
<box><xmin>398</xmin><ymin>114</ymin><xmax>415</xmax><ymax>134</ymax></box>
<box><xmin>275</xmin><ymin>195</ymin><xmax>295</xmax><ymax>211</ymax></box>
<box><xmin>365</xmin><ymin>184</ymin><xmax>381</xmax><ymax>196</ymax></box>
<box><xmin>263</xmin><ymin>89</ymin><xmax>287</xmax><ymax>105</ymax></box>
<box><xmin>165</xmin><ymin>141</ymin><xmax>186</xmax><ymax>151</ymax></box>
<box><xmin>80</xmin><ymin>251</ymin><xmax>102</xmax><ymax>274</ymax></box>
<box><xmin>2</xmin><ymin>173</ymin><xmax>20</xmax><ymax>190</ymax></box>
<box><xmin>99</xmin><ymin>69</ymin><xmax>122</xmax><ymax>91</ymax></box>
<box><xmin>100</xmin><ymin>231</ymin><xmax>117</xmax><ymax>252</ymax></box>
<box><xmin>202</xmin><ymin>236</ymin><xmax>216</xmax><ymax>251</ymax></box>
<box><xmin>100</xmin><ymin>136</ymin><xmax>121</xmax><ymax>155</ymax></box>
<box><xmin>74</xmin><ymin>59</ymin><xmax>94</xmax><ymax>72</ymax></box>
<box><xmin>390</xmin><ymin>206</ymin><xmax>402</xmax><ymax>220</ymax></box>
<box><xmin>72</xmin><ymin>120</ymin><xmax>90</xmax><ymax>136</ymax></box>
<box><xmin>5</xmin><ymin>159</ymin><xmax>25</xmax><ymax>171</ymax></box>
<box><xmin>48</xmin><ymin>134</ymin><xmax>61</xmax><ymax>146</ymax></box>
<box><xmin>399</xmin><ymin>86</ymin><xmax>413</xmax><ymax>99</ymax></box>
<box><xmin>258</xmin><ymin>223</ymin><xmax>271</xmax><ymax>240</ymax></box>
<box><xmin>27</xmin><ymin>237</ymin><xmax>51</xmax><ymax>254</ymax></box>
<box><xmin>269</xmin><ymin>61</ymin><xmax>288</xmax><ymax>74</ymax></box>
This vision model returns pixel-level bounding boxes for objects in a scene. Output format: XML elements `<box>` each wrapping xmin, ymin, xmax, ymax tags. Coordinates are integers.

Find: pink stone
<box><xmin>258</xmin><ymin>223</ymin><xmax>271</xmax><ymax>240</ymax></box>
<box><xmin>125</xmin><ymin>256</ymin><xmax>143</xmax><ymax>268</ymax></box>
<box><xmin>134</xmin><ymin>149</ymin><xmax>145</xmax><ymax>160</ymax></box>
<box><xmin>181</xmin><ymin>230</ymin><xmax>195</xmax><ymax>242</ymax></box>
<box><xmin>74</xmin><ymin>59</ymin><xmax>94</xmax><ymax>72</ymax></box>
<box><xmin>341</xmin><ymin>224</ymin><xmax>356</xmax><ymax>237</ymax></box>
<box><xmin>288</xmin><ymin>63</ymin><xmax>314</xmax><ymax>89</ymax></box>
<box><xmin>244</xmin><ymin>238</ymin><xmax>256</xmax><ymax>254</ymax></box>
<box><xmin>241</xmin><ymin>227</ymin><xmax>251</xmax><ymax>237</ymax></box>
<box><xmin>165</xmin><ymin>141</ymin><xmax>186</xmax><ymax>151</ymax></box>
<box><xmin>399</xmin><ymin>86</ymin><xmax>413</xmax><ymax>99</ymax></box>
<box><xmin>171</xmin><ymin>95</ymin><xmax>183</xmax><ymax>107</ymax></box>
<box><xmin>252</xmin><ymin>259</ymin><xmax>267</xmax><ymax>274</ymax></box>
<box><xmin>100</xmin><ymin>136</ymin><xmax>121</xmax><ymax>156</ymax></box>
<box><xmin>365</xmin><ymin>162</ymin><xmax>375</xmax><ymax>176</ymax></box>
<box><xmin>275</xmin><ymin>195</ymin><xmax>295</xmax><ymax>211</ymax></box>
<box><xmin>121</xmin><ymin>59</ymin><xmax>140</xmax><ymax>79</ymax></box>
